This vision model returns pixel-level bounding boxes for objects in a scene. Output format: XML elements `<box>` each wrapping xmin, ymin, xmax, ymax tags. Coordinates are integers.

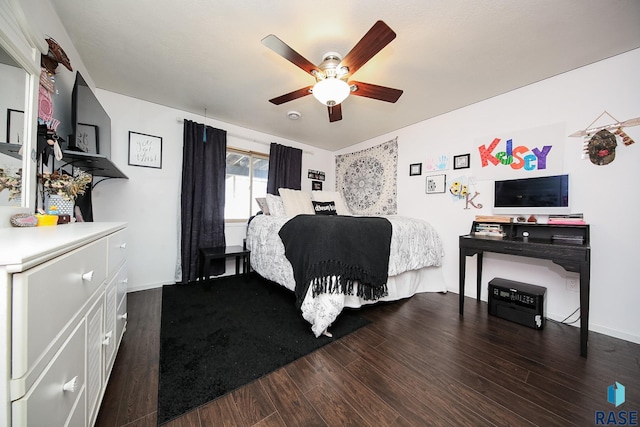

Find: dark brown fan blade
<box><xmin>349</xmin><ymin>81</ymin><xmax>403</xmax><ymax>103</ymax></box>
<box><xmin>328</xmin><ymin>104</ymin><xmax>342</xmax><ymax>122</ymax></box>
<box><xmin>261</xmin><ymin>34</ymin><xmax>319</xmax><ymax>77</ymax></box>
<box><xmin>269</xmin><ymin>86</ymin><xmax>313</xmax><ymax>105</ymax></box>
<box><xmin>340</xmin><ymin>21</ymin><xmax>396</xmax><ymax>76</ymax></box>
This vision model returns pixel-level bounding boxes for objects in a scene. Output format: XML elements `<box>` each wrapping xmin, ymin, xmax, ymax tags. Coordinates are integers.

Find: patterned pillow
<box><xmin>312</xmin><ymin>201</ymin><xmax>337</xmax><ymax>215</ymax></box>
<box><xmin>265</xmin><ymin>194</ymin><xmax>285</xmax><ymax>216</ymax></box>
<box><xmin>255</xmin><ymin>197</ymin><xmax>269</xmax><ymax>215</ymax></box>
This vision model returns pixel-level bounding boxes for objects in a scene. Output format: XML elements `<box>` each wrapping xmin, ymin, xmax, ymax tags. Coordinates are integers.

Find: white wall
<box><xmin>336</xmin><ymin>48</ymin><xmax>640</xmax><ymax>344</ymax></box>
<box><xmin>92</xmin><ymin>91</ymin><xmax>334</xmax><ymax>291</ymax></box>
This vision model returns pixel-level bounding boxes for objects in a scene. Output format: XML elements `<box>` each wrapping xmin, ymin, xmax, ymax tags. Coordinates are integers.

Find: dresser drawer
<box><xmin>107</xmin><ymin>229</ymin><xmax>128</xmax><ymax>275</ymax></box>
<box><xmin>116</xmin><ymin>261</ymin><xmax>128</xmax><ymax>307</ymax></box>
<box><xmin>12</xmin><ymin>319</ymin><xmax>86</xmax><ymax>427</ymax></box>
<box><xmin>12</xmin><ymin>238</ymin><xmax>108</xmax><ymax>379</ymax></box>
<box><xmin>103</xmin><ymin>279</ymin><xmax>117</xmax><ymax>377</ymax></box>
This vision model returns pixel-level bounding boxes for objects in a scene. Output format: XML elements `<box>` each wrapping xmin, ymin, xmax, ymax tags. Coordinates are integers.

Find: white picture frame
<box><xmin>426</xmin><ymin>174</ymin><xmax>446</xmax><ymax>194</ymax></box>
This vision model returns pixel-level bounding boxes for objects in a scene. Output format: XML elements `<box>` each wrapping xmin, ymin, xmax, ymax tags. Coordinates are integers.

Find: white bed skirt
<box><xmin>298</xmin><ymin>267</ymin><xmax>446</xmax><ymax>336</ymax></box>
<box><xmin>341</xmin><ymin>266</ymin><xmax>446</xmax><ymax>308</ymax></box>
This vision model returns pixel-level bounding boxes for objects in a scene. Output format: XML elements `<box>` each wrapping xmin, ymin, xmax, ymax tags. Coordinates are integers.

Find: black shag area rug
<box><xmin>157</xmin><ymin>273</ymin><xmax>371</xmax><ymax>425</ymax></box>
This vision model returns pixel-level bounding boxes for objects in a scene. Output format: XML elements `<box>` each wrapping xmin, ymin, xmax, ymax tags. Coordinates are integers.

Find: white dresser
<box><xmin>0</xmin><ymin>222</ymin><xmax>128</xmax><ymax>427</ymax></box>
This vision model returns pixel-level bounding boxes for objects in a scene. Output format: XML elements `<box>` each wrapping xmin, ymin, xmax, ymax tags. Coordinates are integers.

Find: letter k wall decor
<box><xmin>472</xmin><ymin>123</ymin><xmax>565</xmax><ymax>180</ymax></box>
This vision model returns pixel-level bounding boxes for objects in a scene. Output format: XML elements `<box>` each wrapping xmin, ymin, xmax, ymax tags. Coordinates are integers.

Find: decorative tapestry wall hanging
<box><xmin>335</xmin><ymin>137</ymin><xmax>398</xmax><ymax>215</ymax></box>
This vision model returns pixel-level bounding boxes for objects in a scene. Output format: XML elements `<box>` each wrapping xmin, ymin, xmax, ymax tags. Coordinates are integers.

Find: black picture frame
<box><xmin>453</xmin><ymin>153</ymin><xmax>470</xmax><ymax>170</ymax></box>
<box><xmin>312</xmin><ymin>180</ymin><xmax>322</xmax><ymax>191</ymax></box>
<box><xmin>76</xmin><ymin>123</ymin><xmax>99</xmax><ymax>153</ymax></box>
<box><xmin>308</xmin><ymin>169</ymin><xmax>325</xmax><ymax>181</ymax></box>
<box><xmin>6</xmin><ymin>109</ymin><xmax>24</xmax><ymax>144</ymax></box>
<box><xmin>409</xmin><ymin>163</ymin><xmax>422</xmax><ymax>176</ymax></box>
<box><xmin>128</xmin><ymin>131</ymin><xmax>163</xmax><ymax>169</ymax></box>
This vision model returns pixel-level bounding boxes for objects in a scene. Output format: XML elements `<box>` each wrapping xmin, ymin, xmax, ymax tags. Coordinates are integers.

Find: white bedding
<box><xmin>246</xmin><ymin>214</ymin><xmax>446</xmax><ymax>336</ymax></box>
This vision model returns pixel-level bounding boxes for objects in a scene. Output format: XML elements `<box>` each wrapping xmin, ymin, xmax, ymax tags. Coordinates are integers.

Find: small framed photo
<box><xmin>409</xmin><ymin>163</ymin><xmax>422</xmax><ymax>176</ymax></box>
<box><xmin>308</xmin><ymin>169</ymin><xmax>325</xmax><ymax>181</ymax></box>
<box><xmin>129</xmin><ymin>131</ymin><xmax>163</xmax><ymax>169</ymax></box>
<box><xmin>426</xmin><ymin>174</ymin><xmax>446</xmax><ymax>194</ymax></box>
<box><xmin>312</xmin><ymin>180</ymin><xmax>323</xmax><ymax>191</ymax></box>
<box><xmin>7</xmin><ymin>109</ymin><xmax>24</xmax><ymax>144</ymax></box>
<box><xmin>453</xmin><ymin>153</ymin><xmax>470</xmax><ymax>170</ymax></box>
<box><xmin>76</xmin><ymin>123</ymin><xmax>99</xmax><ymax>153</ymax></box>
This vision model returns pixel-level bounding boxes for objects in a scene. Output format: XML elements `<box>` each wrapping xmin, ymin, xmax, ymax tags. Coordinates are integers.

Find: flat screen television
<box><xmin>493</xmin><ymin>174</ymin><xmax>569</xmax><ymax>215</ymax></box>
<box><xmin>69</xmin><ymin>72</ymin><xmax>111</xmax><ymax>158</ymax></box>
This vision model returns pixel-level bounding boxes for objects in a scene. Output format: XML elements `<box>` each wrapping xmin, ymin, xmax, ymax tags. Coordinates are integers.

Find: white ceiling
<box><xmin>49</xmin><ymin>0</ymin><xmax>640</xmax><ymax>151</ymax></box>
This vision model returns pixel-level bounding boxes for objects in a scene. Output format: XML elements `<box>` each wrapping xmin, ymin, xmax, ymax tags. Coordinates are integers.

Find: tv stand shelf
<box><xmin>460</xmin><ymin>221</ymin><xmax>591</xmax><ymax>357</ymax></box>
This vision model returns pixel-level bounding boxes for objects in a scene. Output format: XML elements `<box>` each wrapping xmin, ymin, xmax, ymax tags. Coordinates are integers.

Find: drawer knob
<box><xmin>119</xmin><ymin>313</ymin><xmax>128</xmax><ymax>321</ymax></box>
<box><xmin>82</xmin><ymin>271</ymin><xmax>94</xmax><ymax>282</ymax></box>
<box><xmin>63</xmin><ymin>376</ymin><xmax>78</xmax><ymax>393</ymax></box>
<box><xmin>102</xmin><ymin>331</ymin><xmax>113</xmax><ymax>346</ymax></box>
<box><xmin>119</xmin><ymin>243</ymin><xmax>127</xmax><ymax>249</ymax></box>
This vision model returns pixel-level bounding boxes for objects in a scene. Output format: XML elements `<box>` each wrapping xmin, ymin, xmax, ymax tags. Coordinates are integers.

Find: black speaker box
<box><xmin>488</xmin><ymin>278</ymin><xmax>546</xmax><ymax>329</ymax></box>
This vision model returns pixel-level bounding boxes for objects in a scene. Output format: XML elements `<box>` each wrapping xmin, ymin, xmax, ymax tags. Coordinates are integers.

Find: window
<box><xmin>224</xmin><ymin>148</ymin><xmax>268</xmax><ymax>221</ymax></box>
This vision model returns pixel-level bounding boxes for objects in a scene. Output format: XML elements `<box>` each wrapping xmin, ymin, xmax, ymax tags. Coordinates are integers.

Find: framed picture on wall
<box><xmin>129</xmin><ymin>131</ymin><xmax>163</xmax><ymax>169</ymax></box>
<box><xmin>453</xmin><ymin>153</ymin><xmax>470</xmax><ymax>170</ymax></box>
<box><xmin>312</xmin><ymin>180</ymin><xmax>322</xmax><ymax>191</ymax></box>
<box><xmin>426</xmin><ymin>174</ymin><xmax>446</xmax><ymax>194</ymax></box>
<box><xmin>409</xmin><ymin>163</ymin><xmax>422</xmax><ymax>176</ymax></box>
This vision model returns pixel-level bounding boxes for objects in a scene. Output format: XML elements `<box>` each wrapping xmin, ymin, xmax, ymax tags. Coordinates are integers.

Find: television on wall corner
<box><xmin>493</xmin><ymin>174</ymin><xmax>570</xmax><ymax>215</ymax></box>
<box><xmin>70</xmin><ymin>72</ymin><xmax>111</xmax><ymax>159</ymax></box>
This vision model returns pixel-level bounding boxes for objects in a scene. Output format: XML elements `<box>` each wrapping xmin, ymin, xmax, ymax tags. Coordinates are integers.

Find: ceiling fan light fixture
<box><xmin>312</xmin><ymin>78</ymin><xmax>350</xmax><ymax>106</ymax></box>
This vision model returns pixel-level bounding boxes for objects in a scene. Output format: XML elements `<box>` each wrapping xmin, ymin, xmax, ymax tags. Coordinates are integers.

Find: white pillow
<box><xmin>265</xmin><ymin>194</ymin><xmax>285</xmax><ymax>216</ymax></box>
<box><xmin>278</xmin><ymin>189</ymin><xmax>315</xmax><ymax>216</ymax></box>
<box><xmin>311</xmin><ymin>191</ymin><xmax>352</xmax><ymax>215</ymax></box>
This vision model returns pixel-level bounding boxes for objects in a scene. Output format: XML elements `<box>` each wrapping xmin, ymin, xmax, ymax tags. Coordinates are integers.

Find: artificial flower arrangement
<box><xmin>0</xmin><ymin>168</ymin><xmax>22</xmax><ymax>201</ymax></box>
<box><xmin>39</xmin><ymin>169</ymin><xmax>92</xmax><ymax>201</ymax></box>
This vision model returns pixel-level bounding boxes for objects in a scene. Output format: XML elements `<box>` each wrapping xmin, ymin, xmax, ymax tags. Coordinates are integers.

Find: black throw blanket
<box><xmin>278</xmin><ymin>214</ymin><xmax>392</xmax><ymax>308</ymax></box>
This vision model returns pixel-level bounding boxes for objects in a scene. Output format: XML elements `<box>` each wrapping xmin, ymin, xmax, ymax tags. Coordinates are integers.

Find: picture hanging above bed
<box><xmin>335</xmin><ymin>137</ymin><xmax>398</xmax><ymax>215</ymax></box>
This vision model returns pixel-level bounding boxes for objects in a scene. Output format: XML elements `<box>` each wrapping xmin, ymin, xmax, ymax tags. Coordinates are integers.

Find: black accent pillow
<box><xmin>312</xmin><ymin>201</ymin><xmax>337</xmax><ymax>215</ymax></box>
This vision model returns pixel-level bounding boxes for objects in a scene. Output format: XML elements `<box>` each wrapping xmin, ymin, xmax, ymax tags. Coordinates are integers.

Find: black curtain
<box><xmin>180</xmin><ymin>120</ymin><xmax>226</xmax><ymax>284</ymax></box>
<box><xmin>266</xmin><ymin>143</ymin><xmax>302</xmax><ymax>195</ymax></box>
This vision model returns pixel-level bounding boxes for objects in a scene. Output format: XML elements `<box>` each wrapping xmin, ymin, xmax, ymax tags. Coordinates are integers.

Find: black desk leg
<box><xmin>235</xmin><ymin>256</ymin><xmax>240</xmax><ymax>275</ymax></box>
<box><xmin>459</xmin><ymin>248</ymin><xmax>466</xmax><ymax>315</ymax></box>
<box><xmin>580</xmin><ymin>259</ymin><xmax>590</xmax><ymax>357</ymax></box>
<box><xmin>476</xmin><ymin>252</ymin><xmax>483</xmax><ymax>302</ymax></box>
<box><xmin>246</xmin><ymin>252</ymin><xmax>251</xmax><ymax>276</ymax></box>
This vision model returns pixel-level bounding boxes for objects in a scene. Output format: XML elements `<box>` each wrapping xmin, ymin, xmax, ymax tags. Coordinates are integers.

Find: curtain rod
<box><xmin>176</xmin><ymin>117</ymin><xmax>314</xmax><ymax>155</ymax></box>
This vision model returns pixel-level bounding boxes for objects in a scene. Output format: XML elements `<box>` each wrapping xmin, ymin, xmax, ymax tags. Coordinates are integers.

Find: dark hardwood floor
<box><xmin>95</xmin><ymin>281</ymin><xmax>640</xmax><ymax>426</ymax></box>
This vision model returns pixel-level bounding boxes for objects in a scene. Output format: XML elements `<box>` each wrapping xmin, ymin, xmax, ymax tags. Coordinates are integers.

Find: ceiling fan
<box><xmin>261</xmin><ymin>20</ymin><xmax>403</xmax><ymax>123</ymax></box>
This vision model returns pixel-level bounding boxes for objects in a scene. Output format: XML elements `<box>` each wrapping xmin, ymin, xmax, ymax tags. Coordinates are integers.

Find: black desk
<box><xmin>459</xmin><ymin>222</ymin><xmax>591</xmax><ymax>357</ymax></box>
<box><xmin>199</xmin><ymin>245</ymin><xmax>250</xmax><ymax>279</ymax></box>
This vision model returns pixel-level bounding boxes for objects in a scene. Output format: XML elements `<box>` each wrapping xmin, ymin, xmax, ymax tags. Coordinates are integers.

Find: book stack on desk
<box><xmin>473</xmin><ymin>223</ymin><xmax>506</xmax><ymax>237</ymax></box>
<box><xmin>474</xmin><ymin>215</ymin><xmax>513</xmax><ymax>223</ymax></box>
<box><xmin>547</xmin><ymin>213</ymin><xmax>586</xmax><ymax>225</ymax></box>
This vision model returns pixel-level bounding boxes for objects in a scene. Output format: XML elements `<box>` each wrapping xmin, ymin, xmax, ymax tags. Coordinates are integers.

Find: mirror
<box><xmin>0</xmin><ymin>1</ymin><xmax>44</xmax><ymax>217</ymax></box>
<box><xmin>0</xmin><ymin>43</ymin><xmax>27</xmax><ymax>207</ymax></box>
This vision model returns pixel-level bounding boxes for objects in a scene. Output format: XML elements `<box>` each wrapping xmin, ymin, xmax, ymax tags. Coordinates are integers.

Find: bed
<box><xmin>246</xmin><ymin>212</ymin><xmax>446</xmax><ymax>337</ymax></box>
